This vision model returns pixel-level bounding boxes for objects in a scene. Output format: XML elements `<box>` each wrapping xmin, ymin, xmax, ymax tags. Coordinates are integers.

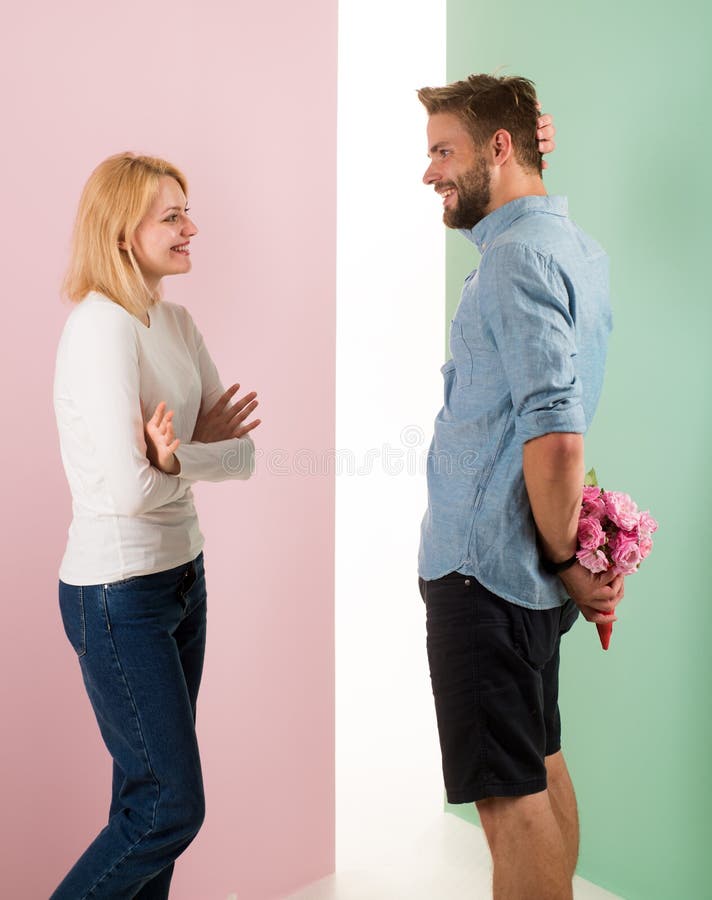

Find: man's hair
<box><xmin>417</xmin><ymin>74</ymin><xmax>542</xmax><ymax>174</ymax></box>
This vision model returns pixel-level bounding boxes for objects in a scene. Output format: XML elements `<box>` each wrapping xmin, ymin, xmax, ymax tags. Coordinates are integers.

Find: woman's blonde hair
<box><xmin>64</xmin><ymin>153</ymin><xmax>188</xmax><ymax>317</ymax></box>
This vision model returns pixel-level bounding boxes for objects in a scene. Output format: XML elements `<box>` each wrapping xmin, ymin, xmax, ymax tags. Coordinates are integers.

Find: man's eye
<box><xmin>440</xmin><ymin>149</ymin><xmax>452</xmax><ymax>158</ymax></box>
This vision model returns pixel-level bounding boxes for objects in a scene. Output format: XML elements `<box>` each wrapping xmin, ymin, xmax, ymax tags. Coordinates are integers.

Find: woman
<box><xmin>52</xmin><ymin>153</ymin><xmax>260</xmax><ymax>899</ymax></box>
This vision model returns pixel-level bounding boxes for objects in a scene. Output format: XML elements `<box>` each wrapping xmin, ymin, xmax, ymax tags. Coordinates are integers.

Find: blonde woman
<box><xmin>52</xmin><ymin>154</ymin><xmax>260</xmax><ymax>899</ymax></box>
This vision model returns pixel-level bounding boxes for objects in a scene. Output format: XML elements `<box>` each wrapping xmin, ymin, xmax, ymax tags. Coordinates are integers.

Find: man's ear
<box><xmin>491</xmin><ymin>129</ymin><xmax>513</xmax><ymax>167</ymax></box>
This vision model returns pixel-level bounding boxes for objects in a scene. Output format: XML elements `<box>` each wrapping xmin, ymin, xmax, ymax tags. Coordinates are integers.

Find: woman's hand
<box><xmin>191</xmin><ymin>384</ymin><xmax>261</xmax><ymax>443</ymax></box>
<box><xmin>144</xmin><ymin>401</ymin><xmax>181</xmax><ymax>475</ymax></box>
<box><xmin>536</xmin><ymin>108</ymin><xmax>556</xmax><ymax>169</ymax></box>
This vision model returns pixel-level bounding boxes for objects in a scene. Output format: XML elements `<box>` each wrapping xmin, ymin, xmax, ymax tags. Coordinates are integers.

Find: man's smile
<box><xmin>437</xmin><ymin>186</ymin><xmax>457</xmax><ymax>207</ymax></box>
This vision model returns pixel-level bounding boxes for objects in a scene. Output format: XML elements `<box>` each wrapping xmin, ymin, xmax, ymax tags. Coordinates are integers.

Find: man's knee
<box><xmin>476</xmin><ymin>791</ymin><xmax>550</xmax><ymax>849</ymax></box>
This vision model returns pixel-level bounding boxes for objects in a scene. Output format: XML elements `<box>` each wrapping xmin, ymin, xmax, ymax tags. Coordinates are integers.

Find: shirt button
<box><xmin>464</xmin><ymin>579</ymin><xmax>471</xmax><ymax>586</ymax></box>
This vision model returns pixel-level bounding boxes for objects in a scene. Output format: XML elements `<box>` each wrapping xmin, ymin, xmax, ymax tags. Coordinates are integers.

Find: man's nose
<box><xmin>423</xmin><ymin>160</ymin><xmax>439</xmax><ymax>185</ymax></box>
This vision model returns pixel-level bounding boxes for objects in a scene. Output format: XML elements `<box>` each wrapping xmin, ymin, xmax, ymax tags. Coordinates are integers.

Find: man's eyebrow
<box><xmin>428</xmin><ymin>141</ymin><xmax>451</xmax><ymax>157</ymax></box>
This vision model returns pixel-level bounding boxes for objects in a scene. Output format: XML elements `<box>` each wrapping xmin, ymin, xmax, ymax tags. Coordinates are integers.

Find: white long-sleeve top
<box><xmin>54</xmin><ymin>291</ymin><xmax>254</xmax><ymax>585</ymax></box>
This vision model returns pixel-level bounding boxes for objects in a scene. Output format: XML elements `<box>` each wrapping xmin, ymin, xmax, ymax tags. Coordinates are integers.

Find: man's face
<box><xmin>423</xmin><ymin>112</ymin><xmax>492</xmax><ymax>230</ymax></box>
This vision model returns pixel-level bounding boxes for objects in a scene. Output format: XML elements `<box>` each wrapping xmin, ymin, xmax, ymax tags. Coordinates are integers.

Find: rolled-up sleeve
<box><xmin>482</xmin><ymin>242</ymin><xmax>587</xmax><ymax>442</ymax></box>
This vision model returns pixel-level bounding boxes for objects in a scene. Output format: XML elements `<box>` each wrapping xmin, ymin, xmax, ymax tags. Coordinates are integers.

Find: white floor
<box><xmin>287</xmin><ymin>812</ymin><xmax>622</xmax><ymax>900</ymax></box>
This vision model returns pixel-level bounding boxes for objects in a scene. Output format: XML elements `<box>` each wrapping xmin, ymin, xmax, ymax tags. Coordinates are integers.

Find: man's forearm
<box><xmin>522</xmin><ymin>432</ymin><xmax>584</xmax><ymax>564</ymax></box>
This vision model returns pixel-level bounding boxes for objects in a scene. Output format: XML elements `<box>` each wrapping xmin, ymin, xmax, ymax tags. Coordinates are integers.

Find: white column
<box><xmin>336</xmin><ymin>0</ymin><xmax>447</xmax><ymax>870</ymax></box>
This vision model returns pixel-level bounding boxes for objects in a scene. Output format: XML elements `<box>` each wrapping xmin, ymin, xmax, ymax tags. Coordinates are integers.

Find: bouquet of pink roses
<box><xmin>576</xmin><ymin>469</ymin><xmax>658</xmax><ymax>650</ymax></box>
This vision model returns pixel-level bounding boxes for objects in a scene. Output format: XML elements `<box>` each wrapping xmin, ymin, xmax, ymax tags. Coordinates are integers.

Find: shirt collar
<box><xmin>461</xmin><ymin>195</ymin><xmax>569</xmax><ymax>253</ymax></box>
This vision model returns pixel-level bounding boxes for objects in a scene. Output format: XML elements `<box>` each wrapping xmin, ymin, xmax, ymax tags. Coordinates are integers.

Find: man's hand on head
<box><xmin>536</xmin><ymin>110</ymin><xmax>556</xmax><ymax>168</ymax></box>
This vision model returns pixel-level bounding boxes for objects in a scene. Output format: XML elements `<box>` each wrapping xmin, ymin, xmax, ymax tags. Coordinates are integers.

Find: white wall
<box><xmin>336</xmin><ymin>0</ymin><xmax>448</xmax><ymax>870</ymax></box>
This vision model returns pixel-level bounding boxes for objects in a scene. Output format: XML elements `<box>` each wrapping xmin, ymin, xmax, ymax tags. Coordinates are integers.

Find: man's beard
<box><xmin>442</xmin><ymin>157</ymin><xmax>491</xmax><ymax>230</ymax></box>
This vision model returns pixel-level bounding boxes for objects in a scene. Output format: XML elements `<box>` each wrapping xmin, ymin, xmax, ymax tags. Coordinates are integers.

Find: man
<box><xmin>417</xmin><ymin>75</ymin><xmax>625</xmax><ymax>900</ymax></box>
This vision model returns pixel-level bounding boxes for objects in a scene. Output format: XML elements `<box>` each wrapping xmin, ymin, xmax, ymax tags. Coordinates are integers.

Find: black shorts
<box><xmin>419</xmin><ymin>571</ymin><xmax>578</xmax><ymax>804</ymax></box>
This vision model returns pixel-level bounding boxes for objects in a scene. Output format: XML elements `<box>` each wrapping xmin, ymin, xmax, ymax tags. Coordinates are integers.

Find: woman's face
<box><xmin>130</xmin><ymin>176</ymin><xmax>198</xmax><ymax>292</ymax></box>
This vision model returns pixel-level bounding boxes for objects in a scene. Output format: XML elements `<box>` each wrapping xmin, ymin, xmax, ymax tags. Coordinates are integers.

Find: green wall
<box><xmin>444</xmin><ymin>2</ymin><xmax>712</xmax><ymax>897</ymax></box>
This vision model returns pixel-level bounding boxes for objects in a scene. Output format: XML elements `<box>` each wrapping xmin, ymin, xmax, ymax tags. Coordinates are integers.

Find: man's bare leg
<box><xmin>476</xmin><ymin>791</ymin><xmax>572</xmax><ymax>900</ymax></box>
<box><xmin>545</xmin><ymin>751</ymin><xmax>579</xmax><ymax>879</ymax></box>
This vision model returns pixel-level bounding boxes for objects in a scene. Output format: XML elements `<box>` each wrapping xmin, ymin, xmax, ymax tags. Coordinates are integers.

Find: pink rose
<box><xmin>609</xmin><ymin>530</ymin><xmax>642</xmax><ymax>575</ymax></box>
<box><xmin>603</xmin><ymin>491</ymin><xmax>639</xmax><ymax>532</ymax></box>
<box><xmin>577</xmin><ymin>516</ymin><xmax>605</xmax><ymax>551</ymax></box>
<box><xmin>576</xmin><ymin>548</ymin><xmax>610</xmax><ymax>574</ymax></box>
<box><xmin>639</xmin><ymin>535</ymin><xmax>654</xmax><ymax>559</ymax></box>
<box><xmin>638</xmin><ymin>511</ymin><xmax>658</xmax><ymax>536</ymax></box>
<box><xmin>583</xmin><ymin>486</ymin><xmax>603</xmax><ymax>502</ymax></box>
<box><xmin>582</xmin><ymin>486</ymin><xmax>607</xmax><ymax>521</ymax></box>
<box><xmin>582</xmin><ymin>496</ymin><xmax>607</xmax><ymax>521</ymax></box>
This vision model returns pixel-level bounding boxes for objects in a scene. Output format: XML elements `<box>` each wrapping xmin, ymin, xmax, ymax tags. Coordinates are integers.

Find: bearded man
<box><xmin>417</xmin><ymin>74</ymin><xmax>624</xmax><ymax>900</ymax></box>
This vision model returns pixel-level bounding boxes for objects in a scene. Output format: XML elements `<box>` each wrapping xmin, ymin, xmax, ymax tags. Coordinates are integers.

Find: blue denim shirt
<box><xmin>418</xmin><ymin>196</ymin><xmax>611</xmax><ymax>609</ymax></box>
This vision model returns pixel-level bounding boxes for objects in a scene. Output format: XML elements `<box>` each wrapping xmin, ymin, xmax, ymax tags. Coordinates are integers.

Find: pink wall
<box><xmin>0</xmin><ymin>2</ymin><xmax>335</xmax><ymax>897</ymax></box>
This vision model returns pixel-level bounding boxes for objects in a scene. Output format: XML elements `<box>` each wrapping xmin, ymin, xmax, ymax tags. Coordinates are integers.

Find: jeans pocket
<box><xmin>59</xmin><ymin>581</ymin><xmax>87</xmax><ymax>657</ymax></box>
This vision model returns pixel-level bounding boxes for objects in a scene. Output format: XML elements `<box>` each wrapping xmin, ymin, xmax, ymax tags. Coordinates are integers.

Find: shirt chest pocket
<box><xmin>450</xmin><ymin>321</ymin><xmax>501</xmax><ymax>392</ymax></box>
<box><xmin>450</xmin><ymin>321</ymin><xmax>473</xmax><ymax>387</ymax></box>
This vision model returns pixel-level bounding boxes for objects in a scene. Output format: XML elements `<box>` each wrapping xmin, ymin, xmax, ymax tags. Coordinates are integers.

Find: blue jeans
<box><xmin>52</xmin><ymin>552</ymin><xmax>207</xmax><ymax>900</ymax></box>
